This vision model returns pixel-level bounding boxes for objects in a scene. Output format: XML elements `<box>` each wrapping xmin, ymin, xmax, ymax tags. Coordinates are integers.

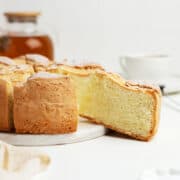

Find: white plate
<box><xmin>0</xmin><ymin>118</ymin><xmax>108</xmax><ymax>146</ymax></box>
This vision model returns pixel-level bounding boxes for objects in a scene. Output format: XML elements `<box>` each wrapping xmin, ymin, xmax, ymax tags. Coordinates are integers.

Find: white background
<box><xmin>0</xmin><ymin>0</ymin><xmax>180</xmax><ymax>72</ymax></box>
<box><xmin>0</xmin><ymin>2</ymin><xmax>180</xmax><ymax>179</ymax></box>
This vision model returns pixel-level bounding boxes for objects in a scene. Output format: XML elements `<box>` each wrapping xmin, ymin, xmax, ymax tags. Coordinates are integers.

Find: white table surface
<box><xmin>22</xmin><ymin>96</ymin><xmax>180</xmax><ymax>180</ymax></box>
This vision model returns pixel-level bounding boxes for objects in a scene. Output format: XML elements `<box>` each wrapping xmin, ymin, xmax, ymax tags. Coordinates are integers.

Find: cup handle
<box><xmin>119</xmin><ymin>56</ymin><xmax>128</xmax><ymax>75</ymax></box>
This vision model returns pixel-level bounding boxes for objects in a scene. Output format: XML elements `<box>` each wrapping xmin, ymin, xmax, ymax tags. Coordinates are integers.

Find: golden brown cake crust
<box><xmin>13</xmin><ymin>75</ymin><xmax>78</xmax><ymax>134</ymax></box>
<box><xmin>56</xmin><ymin>63</ymin><xmax>161</xmax><ymax>94</ymax></box>
<box><xmin>125</xmin><ymin>80</ymin><xmax>161</xmax><ymax>94</ymax></box>
<box><xmin>69</xmin><ymin>64</ymin><xmax>104</xmax><ymax>71</ymax></box>
<box><xmin>60</xmin><ymin>63</ymin><xmax>161</xmax><ymax>94</ymax></box>
<box><xmin>0</xmin><ymin>79</ymin><xmax>13</xmax><ymax>131</ymax></box>
<box><xmin>0</xmin><ymin>80</ymin><xmax>9</xmax><ymax>131</ymax></box>
<box><xmin>47</xmin><ymin>63</ymin><xmax>105</xmax><ymax>77</ymax></box>
<box><xmin>56</xmin><ymin>63</ymin><xmax>105</xmax><ymax>71</ymax></box>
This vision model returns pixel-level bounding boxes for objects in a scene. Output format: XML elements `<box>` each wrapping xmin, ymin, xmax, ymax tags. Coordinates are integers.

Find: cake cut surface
<box><xmin>79</xmin><ymin>72</ymin><xmax>160</xmax><ymax>140</ymax></box>
<box><xmin>13</xmin><ymin>72</ymin><xmax>78</xmax><ymax>134</ymax></box>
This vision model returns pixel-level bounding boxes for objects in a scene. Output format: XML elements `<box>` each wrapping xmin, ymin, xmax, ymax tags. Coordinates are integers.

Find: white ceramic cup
<box><xmin>119</xmin><ymin>54</ymin><xmax>172</xmax><ymax>85</ymax></box>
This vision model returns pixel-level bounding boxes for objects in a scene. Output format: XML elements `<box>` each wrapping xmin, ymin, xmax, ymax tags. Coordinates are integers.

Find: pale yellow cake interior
<box><xmin>47</xmin><ymin>65</ymin><xmax>157</xmax><ymax>139</ymax></box>
<box><xmin>78</xmin><ymin>73</ymin><xmax>155</xmax><ymax>138</ymax></box>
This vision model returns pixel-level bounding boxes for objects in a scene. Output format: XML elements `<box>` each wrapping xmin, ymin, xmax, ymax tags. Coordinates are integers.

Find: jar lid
<box><xmin>4</xmin><ymin>11</ymin><xmax>41</xmax><ymax>23</ymax></box>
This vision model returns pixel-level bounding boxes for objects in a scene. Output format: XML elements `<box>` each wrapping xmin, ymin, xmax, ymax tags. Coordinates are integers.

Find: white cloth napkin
<box><xmin>0</xmin><ymin>141</ymin><xmax>50</xmax><ymax>180</ymax></box>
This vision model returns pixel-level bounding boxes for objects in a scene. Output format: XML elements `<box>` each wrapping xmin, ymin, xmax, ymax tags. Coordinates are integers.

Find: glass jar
<box><xmin>0</xmin><ymin>12</ymin><xmax>54</xmax><ymax>60</ymax></box>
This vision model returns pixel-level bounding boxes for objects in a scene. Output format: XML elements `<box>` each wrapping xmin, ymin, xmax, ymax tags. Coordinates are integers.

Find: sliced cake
<box><xmin>13</xmin><ymin>72</ymin><xmax>78</xmax><ymax>134</ymax></box>
<box><xmin>47</xmin><ymin>64</ymin><xmax>161</xmax><ymax>141</ymax></box>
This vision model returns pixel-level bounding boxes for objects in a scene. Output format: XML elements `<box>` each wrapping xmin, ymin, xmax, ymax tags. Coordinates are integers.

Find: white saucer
<box><xmin>0</xmin><ymin>118</ymin><xmax>108</xmax><ymax>146</ymax></box>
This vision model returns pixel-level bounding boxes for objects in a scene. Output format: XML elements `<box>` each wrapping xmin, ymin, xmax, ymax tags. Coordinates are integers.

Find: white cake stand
<box><xmin>0</xmin><ymin>117</ymin><xmax>108</xmax><ymax>146</ymax></box>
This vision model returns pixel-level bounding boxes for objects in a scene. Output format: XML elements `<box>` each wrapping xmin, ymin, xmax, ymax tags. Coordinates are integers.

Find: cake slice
<box><xmin>0</xmin><ymin>65</ymin><xmax>34</xmax><ymax>132</ymax></box>
<box><xmin>47</xmin><ymin>64</ymin><xmax>161</xmax><ymax>141</ymax></box>
<box><xmin>13</xmin><ymin>72</ymin><xmax>78</xmax><ymax>134</ymax></box>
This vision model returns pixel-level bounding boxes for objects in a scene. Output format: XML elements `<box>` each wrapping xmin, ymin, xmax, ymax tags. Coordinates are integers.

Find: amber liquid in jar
<box><xmin>0</xmin><ymin>34</ymin><xmax>54</xmax><ymax>59</ymax></box>
<box><xmin>0</xmin><ymin>11</ymin><xmax>54</xmax><ymax>60</ymax></box>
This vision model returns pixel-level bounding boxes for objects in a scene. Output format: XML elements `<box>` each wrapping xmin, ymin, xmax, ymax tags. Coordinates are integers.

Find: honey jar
<box><xmin>0</xmin><ymin>12</ymin><xmax>54</xmax><ymax>60</ymax></box>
